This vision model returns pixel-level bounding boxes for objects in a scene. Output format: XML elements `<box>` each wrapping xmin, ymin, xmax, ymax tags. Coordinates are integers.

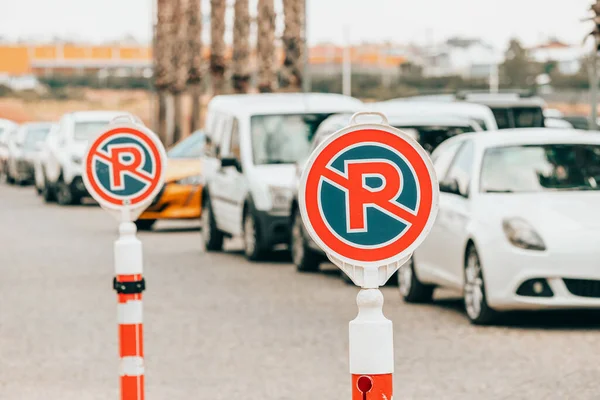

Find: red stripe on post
<box><xmin>352</xmin><ymin>374</ymin><xmax>393</xmax><ymax>400</ymax></box>
<box><xmin>119</xmin><ymin>324</ymin><xmax>144</xmax><ymax>358</ymax></box>
<box><xmin>121</xmin><ymin>375</ymin><xmax>144</xmax><ymax>400</ymax></box>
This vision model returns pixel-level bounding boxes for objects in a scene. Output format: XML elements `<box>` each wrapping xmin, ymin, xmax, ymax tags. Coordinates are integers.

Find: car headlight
<box><xmin>268</xmin><ymin>185</ymin><xmax>293</xmax><ymax>211</ymax></box>
<box><xmin>176</xmin><ymin>174</ymin><xmax>205</xmax><ymax>186</ymax></box>
<box><xmin>502</xmin><ymin>218</ymin><xmax>546</xmax><ymax>251</ymax></box>
<box><xmin>71</xmin><ymin>155</ymin><xmax>82</xmax><ymax>165</ymax></box>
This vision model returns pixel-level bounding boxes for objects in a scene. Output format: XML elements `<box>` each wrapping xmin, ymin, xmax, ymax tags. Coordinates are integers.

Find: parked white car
<box><xmin>201</xmin><ymin>93</ymin><xmax>363</xmax><ymax>260</ymax></box>
<box><xmin>0</xmin><ymin>118</ymin><xmax>19</xmax><ymax>182</ymax></box>
<box><xmin>290</xmin><ymin>111</ymin><xmax>481</xmax><ymax>274</ymax></box>
<box><xmin>6</xmin><ymin>122</ymin><xmax>55</xmax><ymax>186</ymax></box>
<box><xmin>374</xmin><ymin>100</ymin><xmax>498</xmax><ymax>131</ymax></box>
<box><xmin>399</xmin><ymin>128</ymin><xmax>600</xmax><ymax>324</ymax></box>
<box><xmin>41</xmin><ymin>111</ymin><xmax>131</xmax><ymax>205</ymax></box>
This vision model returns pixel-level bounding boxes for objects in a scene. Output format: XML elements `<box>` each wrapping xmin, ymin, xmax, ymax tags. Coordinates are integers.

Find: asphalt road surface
<box><xmin>1</xmin><ymin>184</ymin><xmax>600</xmax><ymax>400</ymax></box>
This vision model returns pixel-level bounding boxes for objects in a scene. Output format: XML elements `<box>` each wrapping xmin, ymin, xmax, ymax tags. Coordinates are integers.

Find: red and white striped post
<box><xmin>349</xmin><ymin>283</ymin><xmax>394</xmax><ymax>400</ymax></box>
<box><xmin>114</xmin><ymin>220</ymin><xmax>145</xmax><ymax>400</ymax></box>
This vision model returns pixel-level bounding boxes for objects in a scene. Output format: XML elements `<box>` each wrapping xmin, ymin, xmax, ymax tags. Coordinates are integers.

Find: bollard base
<box><xmin>352</xmin><ymin>374</ymin><xmax>393</xmax><ymax>400</ymax></box>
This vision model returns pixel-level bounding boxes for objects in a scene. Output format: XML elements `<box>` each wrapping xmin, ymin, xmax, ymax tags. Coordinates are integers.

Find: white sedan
<box><xmin>398</xmin><ymin>128</ymin><xmax>600</xmax><ymax>324</ymax></box>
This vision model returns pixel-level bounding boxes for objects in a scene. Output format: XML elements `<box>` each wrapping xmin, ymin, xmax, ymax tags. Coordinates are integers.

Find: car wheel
<box><xmin>397</xmin><ymin>256</ymin><xmax>434</xmax><ymax>303</ymax></box>
<box><xmin>201</xmin><ymin>196</ymin><xmax>224</xmax><ymax>251</ymax></box>
<box><xmin>42</xmin><ymin>175</ymin><xmax>56</xmax><ymax>203</ymax></box>
<box><xmin>135</xmin><ymin>219</ymin><xmax>156</xmax><ymax>231</ymax></box>
<box><xmin>291</xmin><ymin>212</ymin><xmax>322</xmax><ymax>272</ymax></box>
<box><xmin>35</xmin><ymin>180</ymin><xmax>43</xmax><ymax>195</ymax></box>
<box><xmin>56</xmin><ymin>177</ymin><xmax>80</xmax><ymax>205</ymax></box>
<box><xmin>464</xmin><ymin>245</ymin><xmax>497</xmax><ymax>325</ymax></box>
<box><xmin>243</xmin><ymin>210</ymin><xmax>266</xmax><ymax>261</ymax></box>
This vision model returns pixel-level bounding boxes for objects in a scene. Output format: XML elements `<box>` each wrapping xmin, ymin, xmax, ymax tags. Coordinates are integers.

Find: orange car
<box><xmin>135</xmin><ymin>131</ymin><xmax>205</xmax><ymax>230</ymax></box>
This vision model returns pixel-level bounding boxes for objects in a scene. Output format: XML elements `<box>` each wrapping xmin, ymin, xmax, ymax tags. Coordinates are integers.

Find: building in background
<box><xmin>529</xmin><ymin>40</ymin><xmax>584</xmax><ymax>76</ymax></box>
<box><xmin>417</xmin><ymin>37</ymin><xmax>504</xmax><ymax>79</ymax></box>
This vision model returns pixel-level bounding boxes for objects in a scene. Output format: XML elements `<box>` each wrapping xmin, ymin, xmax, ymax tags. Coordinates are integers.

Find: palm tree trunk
<box><xmin>281</xmin><ymin>0</ymin><xmax>303</xmax><ymax>91</ymax></box>
<box><xmin>257</xmin><ymin>0</ymin><xmax>276</xmax><ymax>93</ymax></box>
<box><xmin>187</xmin><ymin>0</ymin><xmax>203</xmax><ymax>132</ymax></box>
<box><xmin>154</xmin><ymin>0</ymin><xmax>175</xmax><ymax>145</ymax></box>
<box><xmin>232</xmin><ymin>0</ymin><xmax>250</xmax><ymax>93</ymax></box>
<box><xmin>170</xmin><ymin>0</ymin><xmax>190</xmax><ymax>145</ymax></box>
<box><xmin>210</xmin><ymin>0</ymin><xmax>227</xmax><ymax>95</ymax></box>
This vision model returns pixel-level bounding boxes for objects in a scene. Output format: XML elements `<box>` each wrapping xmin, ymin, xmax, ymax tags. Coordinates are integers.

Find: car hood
<box><xmin>252</xmin><ymin>164</ymin><xmax>297</xmax><ymax>189</ymax></box>
<box><xmin>477</xmin><ymin>192</ymin><xmax>600</xmax><ymax>246</ymax></box>
<box><xmin>165</xmin><ymin>158</ymin><xmax>203</xmax><ymax>182</ymax></box>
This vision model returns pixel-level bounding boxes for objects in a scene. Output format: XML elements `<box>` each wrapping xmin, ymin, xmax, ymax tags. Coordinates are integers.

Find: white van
<box><xmin>377</xmin><ymin>99</ymin><xmax>498</xmax><ymax>131</ymax></box>
<box><xmin>201</xmin><ymin>93</ymin><xmax>363</xmax><ymax>260</ymax></box>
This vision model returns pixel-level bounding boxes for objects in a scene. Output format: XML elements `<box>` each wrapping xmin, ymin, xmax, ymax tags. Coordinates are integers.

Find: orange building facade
<box><xmin>0</xmin><ymin>43</ymin><xmax>405</xmax><ymax>77</ymax></box>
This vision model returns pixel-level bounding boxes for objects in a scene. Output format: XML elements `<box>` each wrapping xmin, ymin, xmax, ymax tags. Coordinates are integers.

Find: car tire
<box><xmin>463</xmin><ymin>244</ymin><xmax>498</xmax><ymax>325</ymax></box>
<box><xmin>243</xmin><ymin>209</ymin><xmax>266</xmax><ymax>261</ymax></box>
<box><xmin>135</xmin><ymin>219</ymin><xmax>156</xmax><ymax>231</ymax></box>
<box><xmin>291</xmin><ymin>211</ymin><xmax>322</xmax><ymax>272</ymax></box>
<box><xmin>56</xmin><ymin>177</ymin><xmax>80</xmax><ymax>206</ymax></box>
<box><xmin>201</xmin><ymin>196</ymin><xmax>224</xmax><ymax>252</ymax></box>
<box><xmin>397</xmin><ymin>256</ymin><xmax>435</xmax><ymax>303</ymax></box>
<box><xmin>42</xmin><ymin>176</ymin><xmax>56</xmax><ymax>202</ymax></box>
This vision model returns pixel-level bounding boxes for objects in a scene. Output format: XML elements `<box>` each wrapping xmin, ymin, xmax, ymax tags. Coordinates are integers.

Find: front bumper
<box><xmin>482</xmin><ymin>242</ymin><xmax>600</xmax><ymax>311</ymax></box>
<box><xmin>139</xmin><ymin>183</ymin><xmax>202</xmax><ymax>220</ymax></box>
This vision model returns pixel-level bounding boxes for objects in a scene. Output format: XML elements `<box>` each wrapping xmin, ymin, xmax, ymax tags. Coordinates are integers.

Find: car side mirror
<box><xmin>220</xmin><ymin>156</ymin><xmax>241</xmax><ymax>172</ymax></box>
<box><xmin>439</xmin><ymin>178</ymin><xmax>461</xmax><ymax>196</ymax></box>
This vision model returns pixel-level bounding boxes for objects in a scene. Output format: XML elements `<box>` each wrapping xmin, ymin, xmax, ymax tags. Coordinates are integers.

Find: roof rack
<box><xmin>455</xmin><ymin>89</ymin><xmax>537</xmax><ymax>100</ymax></box>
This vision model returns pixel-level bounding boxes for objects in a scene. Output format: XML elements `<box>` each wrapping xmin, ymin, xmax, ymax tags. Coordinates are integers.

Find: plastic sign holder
<box><xmin>83</xmin><ymin>115</ymin><xmax>167</xmax><ymax>400</ymax></box>
<box><xmin>299</xmin><ymin>111</ymin><xmax>439</xmax><ymax>399</ymax></box>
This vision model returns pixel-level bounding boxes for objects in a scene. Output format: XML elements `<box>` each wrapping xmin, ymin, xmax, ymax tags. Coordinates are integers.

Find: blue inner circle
<box><xmin>319</xmin><ymin>144</ymin><xmax>418</xmax><ymax>247</ymax></box>
<box><xmin>95</xmin><ymin>136</ymin><xmax>154</xmax><ymax>197</ymax></box>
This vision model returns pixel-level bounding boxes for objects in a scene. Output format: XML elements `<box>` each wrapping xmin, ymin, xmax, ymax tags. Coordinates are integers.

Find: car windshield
<box><xmin>480</xmin><ymin>144</ymin><xmax>600</xmax><ymax>193</ymax></box>
<box><xmin>23</xmin><ymin>126</ymin><xmax>52</xmax><ymax>149</ymax></box>
<box><xmin>74</xmin><ymin>121</ymin><xmax>110</xmax><ymax>141</ymax></box>
<box><xmin>251</xmin><ymin>113</ymin><xmax>333</xmax><ymax>165</ymax></box>
<box><xmin>513</xmin><ymin>107</ymin><xmax>544</xmax><ymax>128</ymax></box>
<box><xmin>399</xmin><ymin>124</ymin><xmax>476</xmax><ymax>153</ymax></box>
<box><xmin>168</xmin><ymin>132</ymin><xmax>206</xmax><ymax>159</ymax></box>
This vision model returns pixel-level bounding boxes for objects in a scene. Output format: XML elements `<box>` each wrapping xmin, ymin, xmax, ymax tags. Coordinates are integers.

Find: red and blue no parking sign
<box><xmin>299</xmin><ymin>112</ymin><xmax>439</xmax><ymax>268</ymax></box>
<box><xmin>83</xmin><ymin>120</ymin><xmax>167</xmax><ymax>216</ymax></box>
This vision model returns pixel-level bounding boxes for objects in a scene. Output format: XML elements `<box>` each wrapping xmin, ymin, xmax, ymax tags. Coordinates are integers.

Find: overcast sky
<box><xmin>0</xmin><ymin>0</ymin><xmax>595</xmax><ymax>50</ymax></box>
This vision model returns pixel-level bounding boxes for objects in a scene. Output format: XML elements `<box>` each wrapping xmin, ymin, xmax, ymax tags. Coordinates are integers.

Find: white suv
<box><xmin>41</xmin><ymin>111</ymin><xmax>132</xmax><ymax>205</ymax></box>
<box><xmin>201</xmin><ymin>93</ymin><xmax>363</xmax><ymax>260</ymax></box>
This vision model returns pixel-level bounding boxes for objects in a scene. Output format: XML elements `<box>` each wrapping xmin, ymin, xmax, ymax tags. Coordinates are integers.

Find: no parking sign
<box><xmin>83</xmin><ymin>116</ymin><xmax>167</xmax><ymax>221</ymax></box>
<box><xmin>299</xmin><ymin>111</ymin><xmax>439</xmax><ymax>287</ymax></box>
<box><xmin>299</xmin><ymin>111</ymin><xmax>440</xmax><ymax>400</ymax></box>
<box><xmin>82</xmin><ymin>115</ymin><xmax>166</xmax><ymax>400</ymax></box>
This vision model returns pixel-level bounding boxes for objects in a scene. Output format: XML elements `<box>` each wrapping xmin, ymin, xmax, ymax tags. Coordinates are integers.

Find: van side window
<box><xmin>230</xmin><ymin>119</ymin><xmax>241</xmax><ymax>160</ymax></box>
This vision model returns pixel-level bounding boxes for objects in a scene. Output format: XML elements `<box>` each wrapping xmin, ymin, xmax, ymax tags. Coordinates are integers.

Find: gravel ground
<box><xmin>1</xmin><ymin>184</ymin><xmax>600</xmax><ymax>400</ymax></box>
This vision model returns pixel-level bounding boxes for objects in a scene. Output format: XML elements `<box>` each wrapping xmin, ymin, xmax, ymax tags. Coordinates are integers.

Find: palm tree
<box><xmin>231</xmin><ymin>0</ymin><xmax>250</xmax><ymax>93</ymax></box>
<box><xmin>187</xmin><ymin>0</ymin><xmax>203</xmax><ymax>132</ymax></box>
<box><xmin>154</xmin><ymin>0</ymin><xmax>174</xmax><ymax>145</ymax></box>
<box><xmin>170</xmin><ymin>0</ymin><xmax>190</xmax><ymax>145</ymax></box>
<box><xmin>281</xmin><ymin>0</ymin><xmax>303</xmax><ymax>91</ymax></box>
<box><xmin>256</xmin><ymin>0</ymin><xmax>276</xmax><ymax>93</ymax></box>
<box><xmin>210</xmin><ymin>0</ymin><xmax>226</xmax><ymax>95</ymax></box>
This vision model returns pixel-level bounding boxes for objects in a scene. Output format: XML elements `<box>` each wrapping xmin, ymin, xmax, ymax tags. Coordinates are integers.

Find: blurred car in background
<box><xmin>0</xmin><ymin>118</ymin><xmax>19</xmax><ymax>183</ymax></box>
<box><xmin>289</xmin><ymin>111</ymin><xmax>481</xmax><ymax>274</ymax></box>
<box><xmin>6</xmin><ymin>122</ymin><xmax>55</xmax><ymax>186</ymax></box>
<box><xmin>135</xmin><ymin>130</ymin><xmax>206</xmax><ymax>230</ymax></box>
<box><xmin>399</xmin><ymin>128</ymin><xmax>600</xmax><ymax>324</ymax></box>
<box><xmin>201</xmin><ymin>93</ymin><xmax>363</xmax><ymax>260</ymax></box>
<box><xmin>379</xmin><ymin>99</ymin><xmax>498</xmax><ymax>131</ymax></box>
<box><xmin>562</xmin><ymin>115</ymin><xmax>591</xmax><ymax>130</ymax></box>
<box><xmin>41</xmin><ymin>110</ymin><xmax>133</xmax><ymax>205</ymax></box>
<box><xmin>402</xmin><ymin>90</ymin><xmax>546</xmax><ymax>129</ymax></box>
